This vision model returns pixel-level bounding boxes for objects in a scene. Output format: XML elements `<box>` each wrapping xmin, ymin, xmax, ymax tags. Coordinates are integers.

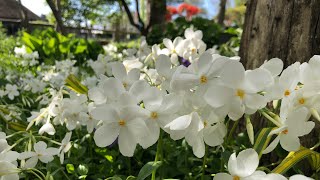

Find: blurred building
<box><xmin>0</xmin><ymin>0</ymin><xmax>44</xmax><ymax>34</ymax></box>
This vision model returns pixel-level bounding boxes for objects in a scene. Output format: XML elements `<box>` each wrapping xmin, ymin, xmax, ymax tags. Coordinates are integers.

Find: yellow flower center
<box><xmin>284</xmin><ymin>90</ymin><xmax>290</xmax><ymax>97</ymax></box>
<box><xmin>191</xmin><ymin>48</ymin><xmax>196</xmax><ymax>53</ymax></box>
<box><xmin>200</xmin><ymin>75</ymin><xmax>208</xmax><ymax>84</ymax></box>
<box><xmin>118</xmin><ymin>119</ymin><xmax>126</xmax><ymax>126</ymax></box>
<box><xmin>282</xmin><ymin>129</ymin><xmax>288</xmax><ymax>134</ymax></box>
<box><xmin>123</xmin><ymin>82</ymin><xmax>128</xmax><ymax>88</ymax></box>
<box><xmin>150</xmin><ymin>112</ymin><xmax>158</xmax><ymax>119</ymax></box>
<box><xmin>171</xmin><ymin>49</ymin><xmax>176</xmax><ymax>54</ymax></box>
<box><xmin>298</xmin><ymin>98</ymin><xmax>305</xmax><ymax>105</ymax></box>
<box><xmin>233</xmin><ymin>176</ymin><xmax>240</xmax><ymax>180</ymax></box>
<box><xmin>236</xmin><ymin>89</ymin><xmax>245</xmax><ymax>99</ymax></box>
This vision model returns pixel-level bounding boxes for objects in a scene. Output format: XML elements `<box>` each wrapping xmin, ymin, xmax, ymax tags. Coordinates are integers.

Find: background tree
<box><xmin>239</xmin><ymin>0</ymin><xmax>320</xmax><ymax>174</ymax></box>
<box><xmin>119</xmin><ymin>0</ymin><xmax>166</xmax><ymax>36</ymax></box>
<box><xmin>46</xmin><ymin>0</ymin><xmax>66</xmax><ymax>35</ymax></box>
<box><xmin>240</xmin><ymin>0</ymin><xmax>320</xmax><ymax>69</ymax></box>
<box><xmin>217</xmin><ymin>0</ymin><xmax>227</xmax><ymax>25</ymax></box>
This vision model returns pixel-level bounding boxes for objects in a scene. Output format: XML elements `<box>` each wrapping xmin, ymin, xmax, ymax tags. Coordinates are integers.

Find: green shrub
<box><xmin>22</xmin><ymin>28</ymin><xmax>103</xmax><ymax>65</ymax></box>
<box><xmin>147</xmin><ymin>17</ymin><xmax>224</xmax><ymax>48</ymax></box>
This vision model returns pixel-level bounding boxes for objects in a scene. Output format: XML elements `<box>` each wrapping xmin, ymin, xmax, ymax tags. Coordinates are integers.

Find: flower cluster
<box><xmin>0</xmin><ymin>27</ymin><xmax>318</xmax><ymax>179</ymax></box>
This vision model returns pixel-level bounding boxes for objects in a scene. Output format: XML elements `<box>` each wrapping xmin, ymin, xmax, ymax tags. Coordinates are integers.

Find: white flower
<box><xmin>184</xmin><ymin>27</ymin><xmax>203</xmax><ymax>40</ymax></box>
<box><xmin>112</xmin><ymin>62</ymin><xmax>140</xmax><ymax>90</ymax></box>
<box><xmin>5</xmin><ymin>84</ymin><xmax>19</xmax><ymax>100</ymax></box>
<box><xmin>19</xmin><ymin>141</ymin><xmax>59</xmax><ymax>168</ymax></box>
<box><xmin>123</xmin><ymin>57</ymin><xmax>144</xmax><ymax>72</ymax></box>
<box><xmin>155</xmin><ymin>55</ymin><xmax>176</xmax><ymax>91</ymax></box>
<box><xmin>39</xmin><ymin>122</ymin><xmax>56</xmax><ymax>135</ymax></box>
<box><xmin>91</xmin><ymin>105</ymin><xmax>148</xmax><ymax>157</ymax></box>
<box><xmin>137</xmin><ymin>87</ymin><xmax>182</xmax><ymax>148</ymax></box>
<box><xmin>0</xmin><ymin>161</ymin><xmax>20</xmax><ymax>180</ymax></box>
<box><xmin>145</xmin><ymin>44</ymin><xmax>170</xmax><ymax>63</ymax></box>
<box><xmin>213</xmin><ymin>148</ymin><xmax>261</xmax><ymax>180</ymax></box>
<box><xmin>59</xmin><ymin>132</ymin><xmax>72</xmax><ymax>164</ymax></box>
<box><xmin>263</xmin><ymin>107</ymin><xmax>315</xmax><ymax>154</ymax></box>
<box><xmin>163</xmin><ymin>37</ymin><xmax>184</xmax><ymax>65</ymax></box>
<box><xmin>265</xmin><ymin>62</ymin><xmax>300</xmax><ymax>101</ymax></box>
<box><xmin>171</xmin><ymin>52</ymin><xmax>228</xmax><ymax>92</ymax></box>
<box><xmin>205</xmin><ymin>60</ymin><xmax>273</xmax><ymax>120</ymax></box>
<box><xmin>289</xmin><ymin>174</ymin><xmax>314</xmax><ymax>180</ymax></box>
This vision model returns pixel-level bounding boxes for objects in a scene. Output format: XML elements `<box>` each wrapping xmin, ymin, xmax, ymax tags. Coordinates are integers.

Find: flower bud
<box><xmin>245</xmin><ymin>115</ymin><xmax>254</xmax><ymax>145</ymax></box>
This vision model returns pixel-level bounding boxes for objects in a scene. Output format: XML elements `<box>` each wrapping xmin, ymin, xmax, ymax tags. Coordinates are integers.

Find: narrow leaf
<box><xmin>136</xmin><ymin>161</ymin><xmax>162</xmax><ymax>180</ymax></box>
<box><xmin>253</xmin><ymin>127</ymin><xmax>274</xmax><ymax>158</ymax></box>
<box><xmin>272</xmin><ymin>147</ymin><xmax>318</xmax><ymax>174</ymax></box>
<box><xmin>65</xmin><ymin>74</ymin><xmax>88</xmax><ymax>94</ymax></box>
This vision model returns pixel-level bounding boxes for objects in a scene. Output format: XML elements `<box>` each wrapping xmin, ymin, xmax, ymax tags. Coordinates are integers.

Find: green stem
<box><xmin>5</xmin><ymin>131</ymin><xmax>26</xmax><ymax>138</ymax></box>
<box><xmin>260</xmin><ymin>110</ymin><xmax>282</xmax><ymax>127</ymax></box>
<box><xmin>35</xmin><ymin>136</ymin><xmax>62</xmax><ymax>145</ymax></box>
<box><xmin>30</xmin><ymin>168</ymin><xmax>46</xmax><ymax>180</ymax></box>
<box><xmin>151</xmin><ymin>130</ymin><xmax>163</xmax><ymax>180</ymax></box>
<box><xmin>27</xmin><ymin>170</ymin><xmax>44</xmax><ymax>180</ymax></box>
<box><xmin>201</xmin><ymin>145</ymin><xmax>208</xmax><ymax>180</ymax></box>
<box><xmin>227</xmin><ymin>120</ymin><xmax>239</xmax><ymax>142</ymax></box>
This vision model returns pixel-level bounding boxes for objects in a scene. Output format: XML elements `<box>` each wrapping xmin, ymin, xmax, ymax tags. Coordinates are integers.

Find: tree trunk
<box><xmin>46</xmin><ymin>0</ymin><xmax>67</xmax><ymax>35</ymax></box>
<box><xmin>239</xmin><ymin>0</ymin><xmax>320</xmax><ymax>175</ymax></box>
<box><xmin>147</xmin><ymin>0</ymin><xmax>166</xmax><ymax>31</ymax></box>
<box><xmin>240</xmin><ymin>0</ymin><xmax>320</xmax><ymax>69</ymax></box>
<box><xmin>120</xmin><ymin>0</ymin><xmax>166</xmax><ymax>36</ymax></box>
<box><xmin>217</xmin><ymin>0</ymin><xmax>227</xmax><ymax>26</ymax></box>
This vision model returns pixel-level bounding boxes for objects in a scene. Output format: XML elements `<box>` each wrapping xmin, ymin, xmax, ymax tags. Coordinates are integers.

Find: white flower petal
<box><xmin>94</xmin><ymin>124</ymin><xmax>119</xmax><ymax>147</ymax></box>
<box><xmin>34</xmin><ymin>141</ymin><xmax>47</xmax><ymax>152</ymax></box>
<box><xmin>263</xmin><ymin>135</ymin><xmax>281</xmax><ymax>154</ymax></box>
<box><xmin>219</xmin><ymin>60</ymin><xmax>245</xmax><ymax>89</ymax></box>
<box><xmin>118</xmin><ymin>127</ymin><xmax>137</xmax><ymax>157</ymax></box>
<box><xmin>204</xmin><ymin>85</ymin><xmax>233</xmax><ymax>108</ymax></box>
<box><xmin>280</xmin><ymin>134</ymin><xmax>300</xmax><ymax>152</ymax></box>
<box><xmin>166</xmin><ymin>114</ymin><xmax>192</xmax><ymax>130</ymax></box>
<box><xmin>233</xmin><ymin>148</ymin><xmax>259</xmax><ymax>177</ymax></box>
<box><xmin>260</xmin><ymin>58</ymin><xmax>283</xmax><ymax>77</ymax></box>
<box><xmin>112</xmin><ymin>62</ymin><xmax>127</xmax><ymax>80</ymax></box>
<box><xmin>24</xmin><ymin>156</ymin><xmax>38</xmax><ymax>168</ymax></box>
<box><xmin>213</xmin><ymin>173</ymin><xmax>233</xmax><ymax>180</ymax></box>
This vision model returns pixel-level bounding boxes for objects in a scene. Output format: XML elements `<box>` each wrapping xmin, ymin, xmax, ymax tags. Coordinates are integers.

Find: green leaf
<box><xmin>308</xmin><ymin>152</ymin><xmax>320</xmax><ymax>171</ymax></box>
<box><xmin>272</xmin><ymin>147</ymin><xmax>319</xmax><ymax>174</ymax></box>
<box><xmin>65</xmin><ymin>74</ymin><xmax>88</xmax><ymax>94</ymax></box>
<box><xmin>136</xmin><ymin>161</ymin><xmax>162</xmax><ymax>180</ymax></box>
<box><xmin>8</xmin><ymin>122</ymin><xmax>26</xmax><ymax>131</ymax></box>
<box><xmin>253</xmin><ymin>127</ymin><xmax>275</xmax><ymax>158</ymax></box>
<box><xmin>74</xmin><ymin>45</ymin><xmax>87</xmax><ymax>54</ymax></box>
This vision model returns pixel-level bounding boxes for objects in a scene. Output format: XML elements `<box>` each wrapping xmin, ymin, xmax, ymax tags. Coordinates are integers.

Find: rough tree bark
<box><xmin>217</xmin><ymin>0</ymin><xmax>227</xmax><ymax>26</ymax></box>
<box><xmin>46</xmin><ymin>0</ymin><xmax>67</xmax><ymax>35</ymax></box>
<box><xmin>240</xmin><ymin>0</ymin><xmax>320</xmax><ymax>69</ymax></box>
<box><xmin>239</xmin><ymin>0</ymin><xmax>320</xmax><ymax>175</ymax></box>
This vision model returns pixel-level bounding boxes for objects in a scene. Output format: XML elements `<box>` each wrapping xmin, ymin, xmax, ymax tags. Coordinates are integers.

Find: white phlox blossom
<box><xmin>59</xmin><ymin>132</ymin><xmax>72</xmax><ymax>164</ymax></box>
<box><xmin>263</xmin><ymin>107</ymin><xmax>315</xmax><ymax>154</ymax></box>
<box><xmin>19</xmin><ymin>141</ymin><xmax>59</xmax><ymax>168</ymax></box>
<box><xmin>205</xmin><ymin>60</ymin><xmax>273</xmax><ymax>120</ymax></box>
<box><xmin>5</xmin><ymin>84</ymin><xmax>19</xmax><ymax>100</ymax></box>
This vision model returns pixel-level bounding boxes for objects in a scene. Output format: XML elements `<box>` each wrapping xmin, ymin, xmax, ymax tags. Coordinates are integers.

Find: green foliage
<box><xmin>112</xmin><ymin>40</ymin><xmax>140</xmax><ymax>52</ymax></box>
<box><xmin>22</xmin><ymin>28</ymin><xmax>103</xmax><ymax>64</ymax></box>
<box><xmin>147</xmin><ymin>17</ymin><xmax>224</xmax><ymax>48</ymax></box>
<box><xmin>136</xmin><ymin>161</ymin><xmax>162</xmax><ymax>180</ymax></box>
<box><xmin>0</xmin><ymin>23</ymin><xmax>22</xmax><ymax>70</ymax></box>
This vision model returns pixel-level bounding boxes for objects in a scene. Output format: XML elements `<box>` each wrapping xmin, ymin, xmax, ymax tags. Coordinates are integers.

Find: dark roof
<box><xmin>0</xmin><ymin>0</ymin><xmax>42</xmax><ymax>21</ymax></box>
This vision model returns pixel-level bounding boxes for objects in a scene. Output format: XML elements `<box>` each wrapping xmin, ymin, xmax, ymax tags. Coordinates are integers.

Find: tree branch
<box><xmin>135</xmin><ymin>0</ymin><xmax>145</xmax><ymax>29</ymax></box>
<box><xmin>119</xmin><ymin>0</ymin><xmax>141</xmax><ymax>31</ymax></box>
